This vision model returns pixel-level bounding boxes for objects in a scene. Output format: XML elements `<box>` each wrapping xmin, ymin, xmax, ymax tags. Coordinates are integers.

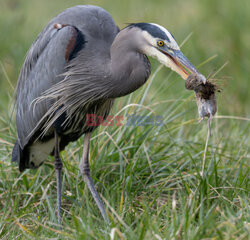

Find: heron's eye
<box><xmin>157</xmin><ymin>41</ymin><xmax>164</xmax><ymax>47</ymax></box>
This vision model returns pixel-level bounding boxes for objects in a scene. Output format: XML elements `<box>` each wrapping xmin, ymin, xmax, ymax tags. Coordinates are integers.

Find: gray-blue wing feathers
<box><xmin>14</xmin><ymin>5</ymin><xmax>118</xmax><ymax>151</ymax></box>
<box><xmin>16</xmin><ymin>25</ymin><xmax>80</xmax><ymax>148</ymax></box>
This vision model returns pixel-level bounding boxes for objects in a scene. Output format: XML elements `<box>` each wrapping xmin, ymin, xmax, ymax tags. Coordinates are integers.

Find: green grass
<box><xmin>0</xmin><ymin>70</ymin><xmax>249</xmax><ymax>239</ymax></box>
<box><xmin>0</xmin><ymin>0</ymin><xmax>249</xmax><ymax>239</ymax></box>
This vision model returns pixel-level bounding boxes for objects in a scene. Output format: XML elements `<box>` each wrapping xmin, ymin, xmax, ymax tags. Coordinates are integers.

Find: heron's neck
<box><xmin>108</xmin><ymin>30</ymin><xmax>151</xmax><ymax>98</ymax></box>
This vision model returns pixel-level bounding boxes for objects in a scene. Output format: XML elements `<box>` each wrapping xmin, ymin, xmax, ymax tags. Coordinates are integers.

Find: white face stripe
<box><xmin>137</xmin><ymin>23</ymin><xmax>186</xmax><ymax>79</ymax></box>
<box><xmin>150</xmin><ymin>23</ymin><xmax>180</xmax><ymax>50</ymax></box>
<box><xmin>141</xmin><ymin>30</ymin><xmax>157</xmax><ymax>46</ymax></box>
<box><xmin>141</xmin><ymin>32</ymin><xmax>187</xmax><ymax>79</ymax></box>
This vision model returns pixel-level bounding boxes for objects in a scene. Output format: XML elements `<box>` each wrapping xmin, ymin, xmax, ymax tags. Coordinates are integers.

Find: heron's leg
<box><xmin>80</xmin><ymin>132</ymin><xmax>109</xmax><ymax>223</ymax></box>
<box><xmin>54</xmin><ymin>130</ymin><xmax>63</xmax><ymax>224</ymax></box>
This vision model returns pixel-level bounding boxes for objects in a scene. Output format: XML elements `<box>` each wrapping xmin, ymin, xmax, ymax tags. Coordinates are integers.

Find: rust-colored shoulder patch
<box><xmin>65</xmin><ymin>28</ymin><xmax>78</xmax><ymax>62</ymax></box>
<box><xmin>65</xmin><ymin>27</ymin><xmax>85</xmax><ymax>62</ymax></box>
<box><xmin>53</xmin><ymin>23</ymin><xmax>85</xmax><ymax>62</ymax></box>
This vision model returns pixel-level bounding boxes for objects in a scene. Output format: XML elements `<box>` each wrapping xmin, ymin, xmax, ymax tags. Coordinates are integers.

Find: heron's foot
<box><xmin>55</xmin><ymin>155</ymin><xmax>63</xmax><ymax>225</ymax></box>
<box><xmin>81</xmin><ymin>167</ymin><xmax>110</xmax><ymax>224</ymax></box>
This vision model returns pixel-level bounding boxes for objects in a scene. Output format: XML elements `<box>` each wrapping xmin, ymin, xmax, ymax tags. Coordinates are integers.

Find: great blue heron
<box><xmin>12</xmin><ymin>5</ymin><xmax>206</xmax><ymax>223</ymax></box>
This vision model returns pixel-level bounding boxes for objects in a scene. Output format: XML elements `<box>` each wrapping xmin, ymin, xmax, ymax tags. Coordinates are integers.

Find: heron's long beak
<box><xmin>160</xmin><ymin>48</ymin><xmax>206</xmax><ymax>83</ymax></box>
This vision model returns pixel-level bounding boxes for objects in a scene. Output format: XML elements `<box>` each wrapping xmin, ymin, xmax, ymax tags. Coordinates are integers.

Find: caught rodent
<box><xmin>185</xmin><ymin>73</ymin><xmax>218</xmax><ymax>121</ymax></box>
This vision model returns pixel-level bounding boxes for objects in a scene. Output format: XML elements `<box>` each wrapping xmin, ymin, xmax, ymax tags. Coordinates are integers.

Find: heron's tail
<box><xmin>12</xmin><ymin>141</ymin><xmax>27</xmax><ymax>172</ymax></box>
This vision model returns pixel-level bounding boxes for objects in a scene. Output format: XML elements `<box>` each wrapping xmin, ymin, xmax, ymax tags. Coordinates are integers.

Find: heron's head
<box><xmin>129</xmin><ymin>23</ymin><xmax>206</xmax><ymax>82</ymax></box>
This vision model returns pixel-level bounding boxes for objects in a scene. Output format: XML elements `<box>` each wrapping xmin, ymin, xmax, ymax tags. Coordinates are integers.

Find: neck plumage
<box><xmin>108</xmin><ymin>27</ymin><xmax>151</xmax><ymax>98</ymax></box>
